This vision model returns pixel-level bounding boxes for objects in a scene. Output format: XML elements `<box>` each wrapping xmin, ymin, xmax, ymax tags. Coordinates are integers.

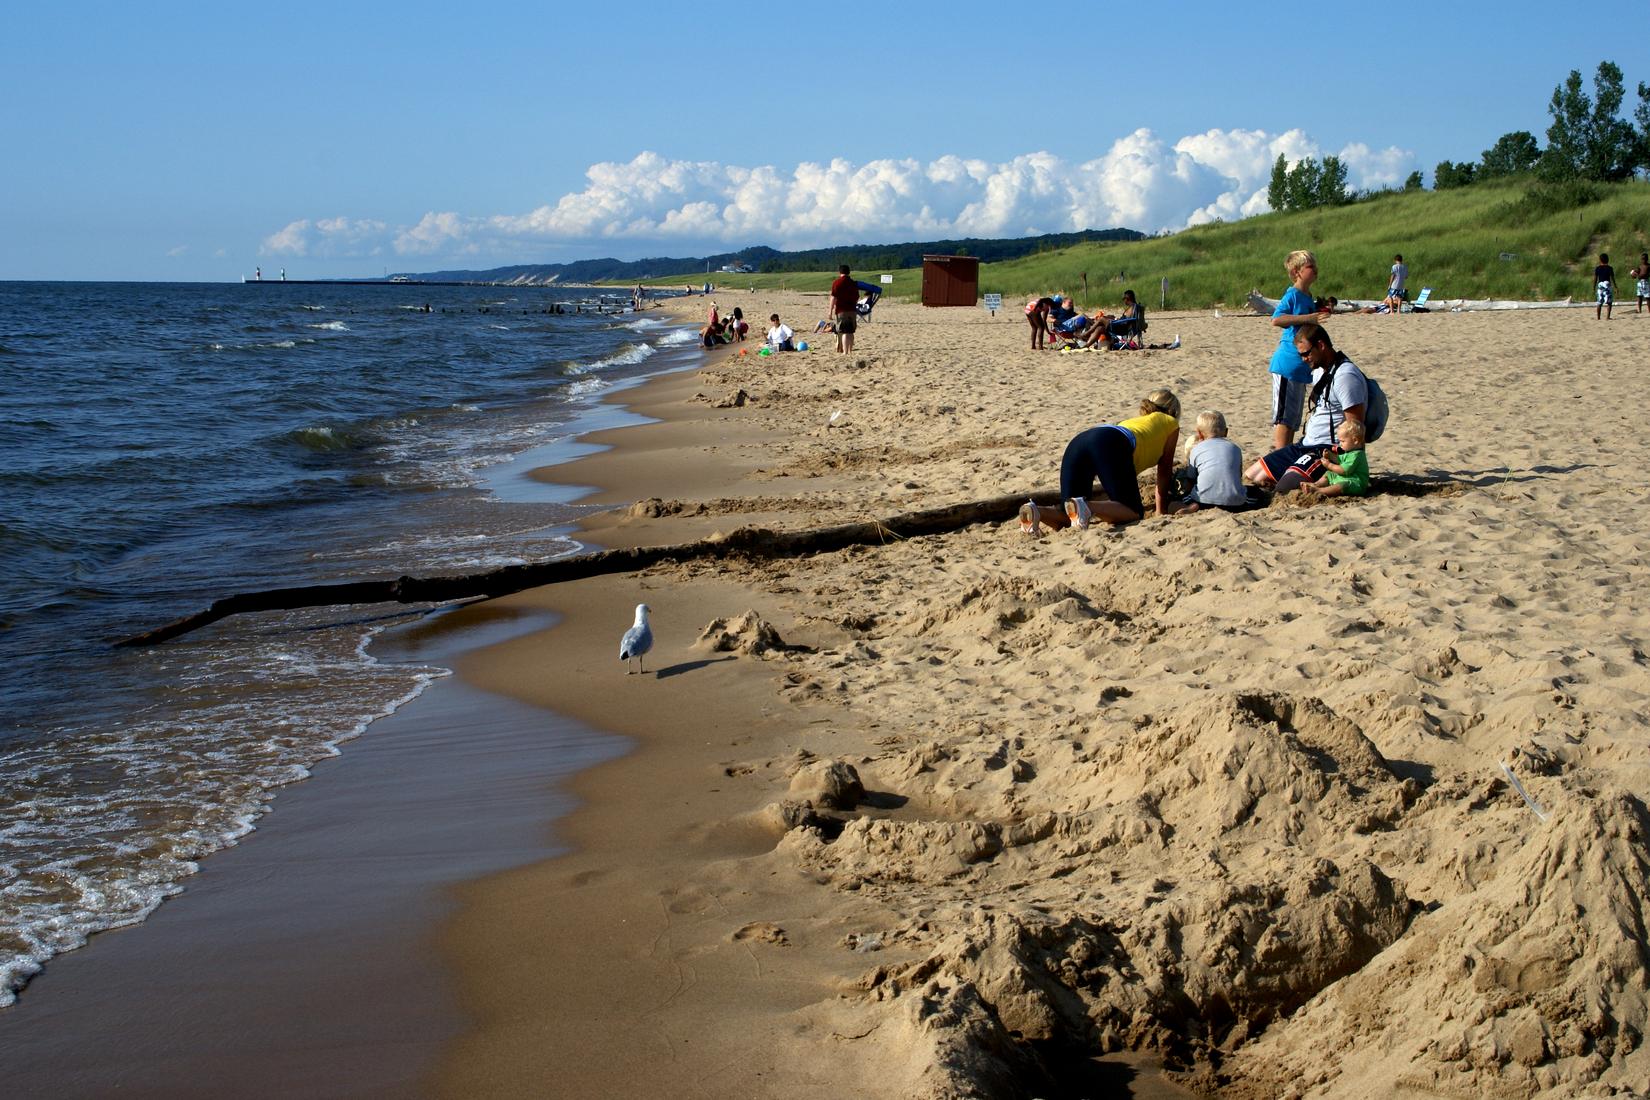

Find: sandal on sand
<box><xmin>1065</xmin><ymin>497</ymin><xmax>1092</xmax><ymax>530</ymax></box>
<box><xmin>1018</xmin><ymin>500</ymin><xmax>1041</xmax><ymax>535</ymax></box>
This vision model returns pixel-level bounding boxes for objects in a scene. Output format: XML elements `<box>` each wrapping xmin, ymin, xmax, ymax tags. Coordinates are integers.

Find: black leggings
<box><xmin>1060</xmin><ymin>425</ymin><xmax>1143</xmax><ymax>516</ymax></box>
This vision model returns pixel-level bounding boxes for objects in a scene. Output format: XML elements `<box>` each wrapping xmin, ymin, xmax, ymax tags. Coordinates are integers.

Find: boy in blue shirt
<box><xmin>1268</xmin><ymin>249</ymin><xmax>1328</xmax><ymax>449</ymax></box>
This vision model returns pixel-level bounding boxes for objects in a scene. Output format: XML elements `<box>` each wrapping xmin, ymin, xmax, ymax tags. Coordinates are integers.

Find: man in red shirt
<box><xmin>829</xmin><ymin>264</ymin><xmax>859</xmax><ymax>354</ymax></box>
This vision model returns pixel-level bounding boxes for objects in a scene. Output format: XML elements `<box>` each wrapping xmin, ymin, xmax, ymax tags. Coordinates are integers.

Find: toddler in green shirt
<box><xmin>1303</xmin><ymin>419</ymin><xmax>1370</xmax><ymax>498</ymax></box>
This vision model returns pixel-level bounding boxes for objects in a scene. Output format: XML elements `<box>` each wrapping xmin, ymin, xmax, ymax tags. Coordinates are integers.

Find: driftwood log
<box><xmin>117</xmin><ymin>491</ymin><xmax>1062</xmax><ymax>647</ymax></box>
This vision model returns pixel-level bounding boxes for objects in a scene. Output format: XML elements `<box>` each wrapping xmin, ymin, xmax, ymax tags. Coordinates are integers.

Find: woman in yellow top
<box><xmin>1020</xmin><ymin>389</ymin><xmax>1181</xmax><ymax>530</ymax></box>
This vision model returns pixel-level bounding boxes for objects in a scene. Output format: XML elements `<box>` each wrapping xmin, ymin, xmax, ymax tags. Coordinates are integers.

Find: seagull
<box><xmin>619</xmin><ymin>603</ymin><xmax>653</xmax><ymax>674</ymax></box>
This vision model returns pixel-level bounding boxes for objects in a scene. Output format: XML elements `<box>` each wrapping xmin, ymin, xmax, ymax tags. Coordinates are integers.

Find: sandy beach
<box><xmin>419</xmin><ymin>291</ymin><xmax>1650</xmax><ymax>1097</ymax></box>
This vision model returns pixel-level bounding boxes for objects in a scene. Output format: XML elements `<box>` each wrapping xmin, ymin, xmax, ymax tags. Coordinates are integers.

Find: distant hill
<box><xmin>395</xmin><ymin>229</ymin><xmax>1146</xmax><ymax>285</ymax></box>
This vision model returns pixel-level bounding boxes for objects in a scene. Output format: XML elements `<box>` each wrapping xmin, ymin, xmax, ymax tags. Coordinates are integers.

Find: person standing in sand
<box><xmin>1267</xmin><ymin>250</ymin><xmax>1329</xmax><ymax>450</ymax></box>
<box><xmin>829</xmin><ymin>264</ymin><xmax>859</xmax><ymax>354</ymax></box>
<box><xmin>1018</xmin><ymin>389</ymin><xmax>1180</xmax><ymax>532</ymax></box>
<box><xmin>1025</xmin><ymin>296</ymin><xmax>1055</xmax><ymax>350</ymax></box>
<box><xmin>1596</xmin><ymin>253</ymin><xmax>1616</xmax><ymax>320</ymax></box>
<box><xmin>1632</xmin><ymin>253</ymin><xmax>1650</xmax><ymax>314</ymax></box>
<box><xmin>1387</xmin><ymin>253</ymin><xmax>1407</xmax><ymax>308</ymax></box>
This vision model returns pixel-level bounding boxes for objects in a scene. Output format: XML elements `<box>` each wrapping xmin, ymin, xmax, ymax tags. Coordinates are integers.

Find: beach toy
<box><xmin>757</xmin><ymin>347</ymin><xmax>771</xmax><ymax>356</ymax></box>
<box><xmin>739</xmin><ymin>348</ymin><xmax>748</xmax><ymax>356</ymax></box>
<box><xmin>797</xmin><ymin>341</ymin><xmax>808</xmax><ymax>351</ymax></box>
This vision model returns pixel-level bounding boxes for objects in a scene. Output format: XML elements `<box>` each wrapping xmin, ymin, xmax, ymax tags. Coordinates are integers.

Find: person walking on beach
<box><xmin>1631</xmin><ymin>253</ymin><xmax>1649</xmax><ymax>314</ymax></box>
<box><xmin>1596</xmin><ymin>254</ymin><xmax>1616</xmax><ymax>321</ymax></box>
<box><xmin>1387</xmin><ymin>254</ymin><xmax>1407</xmax><ymax>309</ymax></box>
<box><xmin>1267</xmin><ymin>250</ymin><xmax>1328</xmax><ymax>450</ymax></box>
<box><xmin>830</xmin><ymin>264</ymin><xmax>859</xmax><ymax>354</ymax></box>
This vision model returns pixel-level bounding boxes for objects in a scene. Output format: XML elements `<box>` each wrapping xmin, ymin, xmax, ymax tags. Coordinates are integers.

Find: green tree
<box><xmin>1403</xmin><ymin>170</ymin><xmax>1424</xmax><ymax>191</ymax></box>
<box><xmin>1542</xmin><ymin>62</ymin><xmax>1640</xmax><ymax>181</ymax></box>
<box><xmin>1637</xmin><ymin>82</ymin><xmax>1650</xmax><ymax>171</ymax></box>
<box><xmin>1479</xmin><ymin>131</ymin><xmax>1541</xmax><ymax>178</ymax></box>
<box><xmin>1584</xmin><ymin>62</ymin><xmax>1638</xmax><ymax>180</ymax></box>
<box><xmin>1267</xmin><ymin>153</ymin><xmax>1290</xmax><ymax>211</ymax></box>
<box><xmin>1285</xmin><ymin>157</ymin><xmax>1323</xmax><ymax>210</ymax></box>
<box><xmin>1316</xmin><ymin>155</ymin><xmax>1350</xmax><ymax>205</ymax></box>
<box><xmin>1434</xmin><ymin>160</ymin><xmax>1477</xmax><ymax>189</ymax></box>
<box><xmin>1541</xmin><ymin>68</ymin><xmax>1589</xmax><ymax>181</ymax></box>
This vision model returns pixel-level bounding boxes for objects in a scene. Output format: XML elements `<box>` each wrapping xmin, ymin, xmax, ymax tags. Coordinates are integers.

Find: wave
<box><xmin>0</xmin><ymin>623</ymin><xmax>449</xmax><ymax>1008</ymax></box>
<box><xmin>655</xmin><ymin>328</ymin><xmax>698</xmax><ymax>347</ymax></box>
<box><xmin>306</xmin><ymin>321</ymin><xmax>349</xmax><ymax>331</ymax></box>
<box><xmin>584</xmin><ymin>342</ymin><xmax>655</xmax><ymax>372</ymax></box>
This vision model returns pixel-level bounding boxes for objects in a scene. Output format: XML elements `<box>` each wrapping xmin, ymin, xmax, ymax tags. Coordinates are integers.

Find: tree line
<box><xmin>1268</xmin><ymin>60</ymin><xmax>1649</xmax><ymax>212</ymax></box>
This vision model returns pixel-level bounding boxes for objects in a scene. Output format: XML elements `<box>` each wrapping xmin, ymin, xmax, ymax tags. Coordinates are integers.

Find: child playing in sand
<box><xmin>1268</xmin><ymin>250</ymin><xmax>1328</xmax><ymax>450</ymax></box>
<box><xmin>1301</xmin><ymin>420</ymin><xmax>1369</xmax><ymax>498</ymax></box>
<box><xmin>1162</xmin><ymin>410</ymin><xmax>1248</xmax><ymax>514</ymax></box>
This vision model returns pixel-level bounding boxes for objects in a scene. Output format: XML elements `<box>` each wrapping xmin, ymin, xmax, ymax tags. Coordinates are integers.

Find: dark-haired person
<box><xmin>1596</xmin><ymin>253</ymin><xmax>1615</xmax><ymax>321</ymax></box>
<box><xmin>829</xmin><ymin>264</ymin><xmax>859</xmax><ymax>354</ymax></box>
<box><xmin>1631</xmin><ymin>253</ymin><xmax>1650</xmax><ymax>314</ymax></box>
<box><xmin>1025</xmin><ymin>296</ymin><xmax>1055</xmax><ymax>350</ymax></box>
<box><xmin>1245</xmin><ymin>323</ymin><xmax>1366</xmax><ymax>493</ymax></box>
<box><xmin>766</xmin><ymin>313</ymin><xmax>794</xmax><ymax>351</ymax></box>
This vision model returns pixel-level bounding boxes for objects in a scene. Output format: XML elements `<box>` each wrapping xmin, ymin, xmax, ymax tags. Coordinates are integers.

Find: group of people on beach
<box><xmin>1020</xmin><ymin>248</ymin><xmax>1373</xmax><ymax>534</ymax></box>
<box><xmin>699</xmin><ymin>303</ymin><xmax>749</xmax><ymax>347</ymax></box>
<box><xmin>1025</xmin><ymin>289</ymin><xmax>1151</xmax><ymax>351</ymax></box>
<box><xmin>1596</xmin><ymin>252</ymin><xmax>1650</xmax><ymax>319</ymax></box>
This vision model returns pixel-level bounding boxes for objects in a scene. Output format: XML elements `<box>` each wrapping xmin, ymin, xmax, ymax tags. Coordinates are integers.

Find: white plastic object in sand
<box><xmin>1498</xmin><ymin>760</ymin><xmax>1549</xmax><ymax>821</ymax></box>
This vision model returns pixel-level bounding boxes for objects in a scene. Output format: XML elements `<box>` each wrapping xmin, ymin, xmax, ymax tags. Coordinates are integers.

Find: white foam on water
<box><xmin>0</xmin><ymin>619</ymin><xmax>449</xmax><ymax>1008</ymax></box>
<box><xmin>306</xmin><ymin>321</ymin><xmax>349</xmax><ymax>331</ymax></box>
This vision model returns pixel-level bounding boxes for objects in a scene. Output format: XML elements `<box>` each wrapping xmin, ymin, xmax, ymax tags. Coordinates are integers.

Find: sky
<box><xmin>1</xmin><ymin>2</ymin><xmax>1641</xmax><ymax>281</ymax></box>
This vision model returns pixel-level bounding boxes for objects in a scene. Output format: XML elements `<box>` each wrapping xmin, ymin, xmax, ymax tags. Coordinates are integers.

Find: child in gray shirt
<box><xmin>1164</xmin><ymin>410</ymin><xmax>1248</xmax><ymax>513</ymax></box>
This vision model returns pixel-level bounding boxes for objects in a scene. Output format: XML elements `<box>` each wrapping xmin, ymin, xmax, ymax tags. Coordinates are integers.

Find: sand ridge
<box><xmin>438</xmin><ymin>290</ymin><xmax>1650</xmax><ymax>1098</ymax></box>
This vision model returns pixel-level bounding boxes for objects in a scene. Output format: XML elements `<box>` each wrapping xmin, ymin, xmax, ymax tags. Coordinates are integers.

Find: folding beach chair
<box><xmin>1407</xmin><ymin>287</ymin><xmax>1432</xmax><ymax>313</ymax></box>
<box><xmin>1110</xmin><ymin>305</ymin><xmax>1148</xmax><ymax>349</ymax></box>
<box><xmin>854</xmin><ymin>281</ymin><xmax>883</xmax><ymax>320</ymax></box>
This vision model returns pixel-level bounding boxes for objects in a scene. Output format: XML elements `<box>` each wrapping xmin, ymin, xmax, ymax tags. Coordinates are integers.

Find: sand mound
<box><xmin>771</xmin><ymin>690</ymin><xmax>1426</xmax><ymax>1090</ymax></box>
<box><xmin>1226</xmin><ymin>788</ymin><xmax>1650</xmax><ymax>1098</ymax></box>
<box><xmin>696</xmin><ymin>610</ymin><xmax>788</xmax><ymax>656</ymax></box>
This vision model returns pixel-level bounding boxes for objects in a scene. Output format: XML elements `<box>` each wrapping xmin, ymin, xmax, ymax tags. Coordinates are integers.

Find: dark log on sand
<box><xmin>117</xmin><ymin>491</ymin><xmax>1062</xmax><ymax>647</ymax></box>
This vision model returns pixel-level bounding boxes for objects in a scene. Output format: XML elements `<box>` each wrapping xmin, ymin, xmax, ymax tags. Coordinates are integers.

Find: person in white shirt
<box><xmin>766</xmin><ymin>313</ymin><xmax>795</xmax><ymax>351</ymax></box>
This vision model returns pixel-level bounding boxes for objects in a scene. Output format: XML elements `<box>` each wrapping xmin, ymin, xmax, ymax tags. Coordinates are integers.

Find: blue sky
<box><xmin>1</xmin><ymin>2</ymin><xmax>1639</xmax><ymax>281</ymax></box>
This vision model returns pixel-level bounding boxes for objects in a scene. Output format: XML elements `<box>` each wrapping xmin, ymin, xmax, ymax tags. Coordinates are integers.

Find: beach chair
<box><xmin>1407</xmin><ymin>287</ymin><xmax>1432</xmax><ymax>313</ymax></box>
<box><xmin>1110</xmin><ymin>305</ymin><xmax>1148</xmax><ymax>349</ymax></box>
<box><xmin>854</xmin><ymin>281</ymin><xmax>883</xmax><ymax>320</ymax></box>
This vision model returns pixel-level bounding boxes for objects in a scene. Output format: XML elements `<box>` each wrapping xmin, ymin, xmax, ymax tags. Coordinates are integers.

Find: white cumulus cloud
<box><xmin>264</xmin><ymin>129</ymin><xmax>1413</xmax><ymax>263</ymax></box>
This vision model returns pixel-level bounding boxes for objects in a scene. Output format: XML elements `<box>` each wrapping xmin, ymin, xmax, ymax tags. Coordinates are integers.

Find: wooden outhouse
<box><xmin>920</xmin><ymin>255</ymin><xmax>979</xmax><ymax>307</ymax></box>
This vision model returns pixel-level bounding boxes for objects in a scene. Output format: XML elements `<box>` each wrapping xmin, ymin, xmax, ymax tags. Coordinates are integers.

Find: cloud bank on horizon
<box><xmin>262</xmin><ymin>128</ymin><xmax>1412</xmax><ymax>263</ymax></box>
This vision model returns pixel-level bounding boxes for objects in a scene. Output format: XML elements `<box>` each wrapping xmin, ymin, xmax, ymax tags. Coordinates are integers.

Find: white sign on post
<box><xmin>983</xmin><ymin>293</ymin><xmax>1002</xmax><ymax>316</ymax></box>
<box><xmin>880</xmin><ymin>274</ymin><xmax>894</xmax><ymax>284</ymax></box>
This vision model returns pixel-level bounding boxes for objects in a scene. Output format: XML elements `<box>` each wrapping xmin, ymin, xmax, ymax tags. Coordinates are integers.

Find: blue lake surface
<box><xmin>0</xmin><ymin>280</ymin><xmax>696</xmax><ymax>1005</ymax></box>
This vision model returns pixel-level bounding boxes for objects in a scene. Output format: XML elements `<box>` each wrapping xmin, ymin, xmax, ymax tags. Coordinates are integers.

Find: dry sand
<box><xmin>433</xmin><ymin>291</ymin><xmax>1650</xmax><ymax>1098</ymax></box>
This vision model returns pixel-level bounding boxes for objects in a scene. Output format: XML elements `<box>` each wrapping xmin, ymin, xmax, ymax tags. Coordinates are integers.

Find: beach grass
<box><xmin>624</xmin><ymin>177</ymin><xmax>1650</xmax><ymax>310</ymax></box>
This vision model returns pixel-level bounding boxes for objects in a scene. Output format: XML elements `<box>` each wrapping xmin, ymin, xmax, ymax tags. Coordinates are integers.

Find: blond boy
<box><xmin>1163</xmin><ymin>410</ymin><xmax>1248</xmax><ymax>514</ymax></box>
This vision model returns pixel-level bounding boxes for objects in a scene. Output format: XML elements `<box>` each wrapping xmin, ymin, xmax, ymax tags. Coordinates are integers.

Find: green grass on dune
<box><xmin>623</xmin><ymin>178</ymin><xmax>1650</xmax><ymax>311</ymax></box>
